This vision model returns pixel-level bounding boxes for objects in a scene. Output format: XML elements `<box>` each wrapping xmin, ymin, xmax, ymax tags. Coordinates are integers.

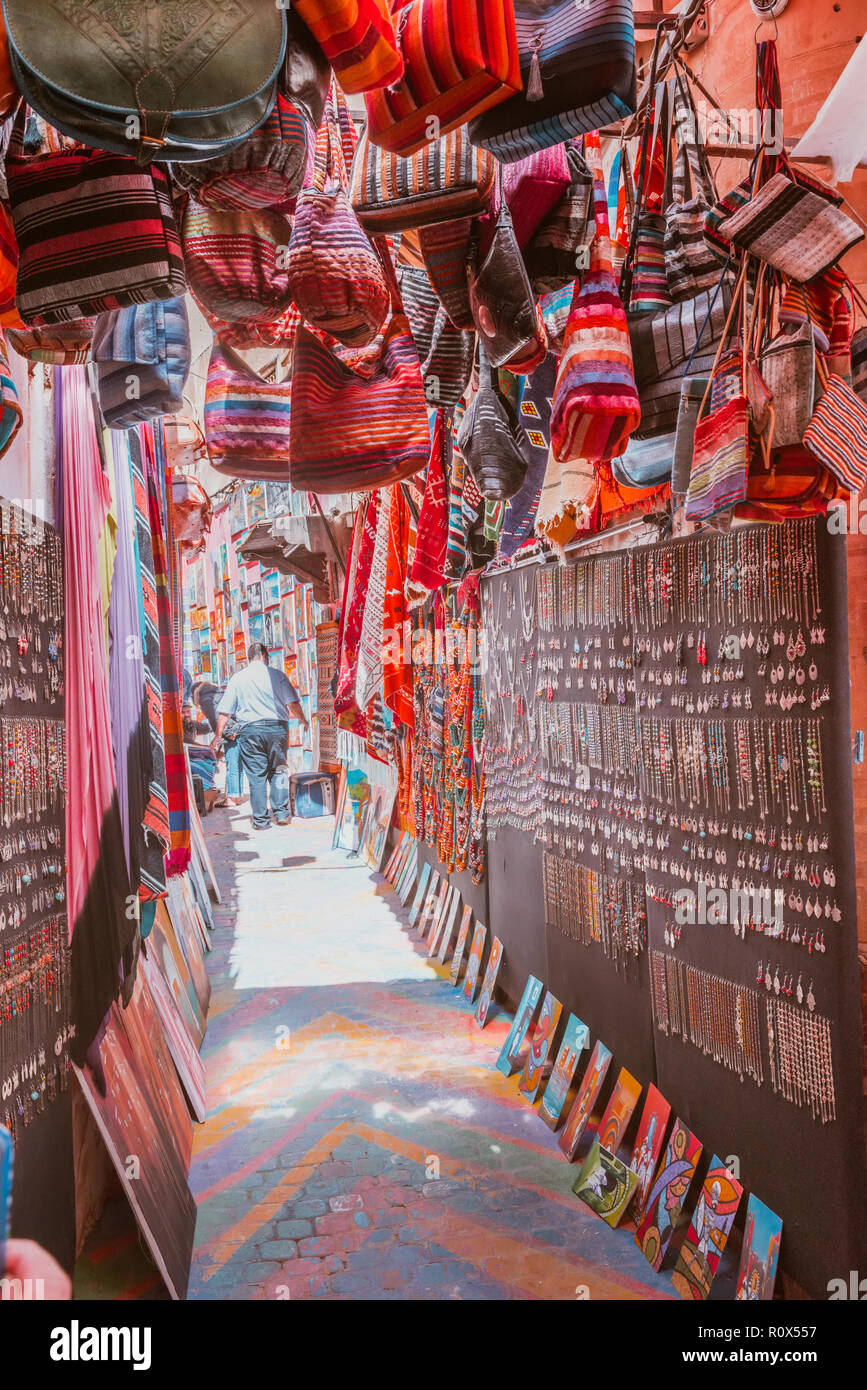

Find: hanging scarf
<box><xmin>410</xmin><ymin>410</ymin><xmax>448</xmax><ymax>591</ymax></box>
<box><xmin>356</xmin><ymin>484</ymin><xmax>392</xmax><ymax>712</ymax></box>
<box><xmin>499</xmin><ymin>355</ymin><xmax>557</xmax><ymax>558</ymax></box>
<box><xmin>335</xmin><ymin>492</ymin><xmax>377</xmax><ymax>735</ymax></box>
<box><xmin>444</xmin><ymin>406</ymin><xmax>468</xmax><ymax>582</ymax></box>
<box><xmin>382</xmin><ymin>483</ymin><xmax>414</xmax><ymax>729</ymax></box>
<box><xmin>143</xmin><ymin>428</ymin><xmax>190</xmax><ymax>876</ymax></box>
<box><xmin>62</xmin><ymin>367</ymin><xmax>136</xmax><ymax>1064</ymax></box>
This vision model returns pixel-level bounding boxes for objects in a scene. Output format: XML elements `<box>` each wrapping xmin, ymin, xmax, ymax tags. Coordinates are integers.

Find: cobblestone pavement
<box><xmin>188</xmin><ymin>805</ymin><xmax>672</xmax><ymax>1301</ymax></box>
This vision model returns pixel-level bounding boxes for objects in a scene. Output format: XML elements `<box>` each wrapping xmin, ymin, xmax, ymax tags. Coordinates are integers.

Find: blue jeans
<box><xmin>224</xmin><ymin>738</ymin><xmax>247</xmax><ymax>797</ymax></box>
<box><xmin>238</xmin><ymin>720</ymin><xmax>290</xmax><ymax>828</ymax></box>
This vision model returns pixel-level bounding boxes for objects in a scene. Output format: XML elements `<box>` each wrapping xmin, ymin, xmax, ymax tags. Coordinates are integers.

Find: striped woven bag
<box><xmin>182</xmin><ymin>201</ymin><xmax>294</xmax><ymax>325</ymax></box>
<box><xmin>351</xmin><ymin>128</ymin><xmax>497</xmax><ymax>234</ymax></box>
<box><xmin>803</xmin><ymin>363</ymin><xmax>867</xmax><ymax>492</ymax></box>
<box><xmin>0</xmin><ymin>331</ymin><xmax>22</xmax><ymax>458</ymax></box>
<box><xmin>287</xmin><ymin>93</ymin><xmax>389</xmax><ymax>348</ymax></box>
<box><xmin>291</xmin><ymin>0</ymin><xmax>403</xmax><ymax>93</ymax></box>
<box><xmin>550</xmin><ymin>133</ymin><xmax>640</xmax><ymax>464</ymax></box>
<box><xmin>0</xmin><ymin>205</ymin><xmax>23</xmax><ymax>329</ymax></box>
<box><xmin>363</xmin><ymin>0</ymin><xmax>521</xmax><ymax>157</ymax></box>
<box><xmin>92</xmin><ymin>299</ymin><xmax>191</xmax><ymax>430</ymax></box>
<box><xmin>852</xmin><ymin>326</ymin><xmax>867</xmax><ymax>404</ymax></box>
<box><xmin>203</xmin><ymin>339</ymin><xmax>292</xmax><ymax>482</ymax></box>
<box><xmin>663</xmin><ymin>74</ymin><xmax>721</xmax><ymax>302</ymax></box>
<box><xmin>6</xmin><ymin>114</ymin><xmax>186</xmax><ymax>326</ymax></box>
<box><xmin>6</xmin><ymin>319</ymin><xmax>95</xmax><ymax>364</ymax></box>
<box><xmin>171</xmin><ymin>95</ymin><xmax>311</xmax><ymax>212</ymax></box>
<box><xmin>685</xmin><ymin>275</ymin><xmax>750</xmax><ymax>521</ymax></box>
<box><xmin>290</xmin><ymin>240</ymin><xmax>430</xmax><ymax>493</ymax></box>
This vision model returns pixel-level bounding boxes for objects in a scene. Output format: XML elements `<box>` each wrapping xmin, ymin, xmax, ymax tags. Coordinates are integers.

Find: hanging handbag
<box><xmin>715</xmin><ymin>170</ymin><xmax>863</xmax><ymax>283</ymax></box>
<box><xmin>803</xmin><ymin>359</ymin><xmax>867</xmax><ymax>492</ymax></box>
<box><xmin>0</xmin><ymin>330</ymin><xmax>22</xmax><ymax>458</ymax></box>
<box><xmin>204</xmin><ymin>339</ymin><xmax>292</xmax><ymax>482</ymax></box>
<box><xmin>629</xmin><ymin>272</ymin><xmax>735</xmax><ymax>437</ymax></box>
<box><xmin>671</xmin><ymin>375</ymin><xmax>709</xmax><ymax>499</ymax></box>
<box><xmin>416</xmin><ymin>217</ymin><xmax>476</xmax><ymax>329</ymax></box>
<box><xmin>524</xmin><ymin>141</ymin><xmax>593</xmax><ymax>295</ymax></box>
<box><xmin>611</xmin><ymin>432</ymin><xmax>672</xmax><ymax>490</ymax></box>
<box><xmin>734</xmin><ymin>444</ymin><xmax>844</xmax><ymax>522</ymax></box>
<box><xmin>852</xmin><ymin>326</ymin><xmax>867</xmax><ymax>404</ymax></box>
<box><xmin>92</xmin><ymin>298</ymin><xmax>191</xmax><ymax>430</ymax></box>
<box><xmin>538</xmin><ymin>285</ymin><xmax>573</xmax><ymax>353</ymax></box>
<box><xmin>397</xmin><ymin>264</ymin><xmax>474</xmax><ymax>408</ymax></box>
<box><xmin>351</xmin><ymin>128</ymin><xmax>497</xmax><ymax>234</ymax></box>
<box><xmin>5</xmin><ymin>318</ymin><xmax>94</xmax><ymax>364</ymax></box>
<box><xmin>171</xmin><ymin>473</ymin><xmax>213</xmax><ymax>550</ymax></box>
<box><xmin>468</xmin><ymin>0</ymin><xmax>636</xmax><ymax>163</ymax></box>
<box><xmin>182</xmin><ymin>201</ymin><xmax>293</xmax><ymax>325</ymax></box>
<box><xmin>287</xmin><ymin>94</ymin><xmax>388</xmax><ymax>348</ymax></box>
<box><xmin>163</xmin><ymin>402</ymin><xmax>208</xmax><ymax>474</ymax></box>
<box><xmin>1</xmin><ymin>0</ymin><xmax>286</xmax><ymax>164</ymax></box>
<box><xmin>501</xmin><ymin>305</ymin><xmax>548</xmax><ymax>376</ymax></box>
<box><xmin>625</xmin><ymin>71</ymin><xmax>673</xmax><ymax>314</ymax></box>
<box><xmin>496</xmin><ymin>143</ymin><xmax>572</xmax><ymax>250</ymax></box>
<box><xmin>363</xmin><ymin>0</ymin><xmax>521</xmax><ymax>157</ymax></box>
<box><xmin>467</xmin><ymin>192</ymin><xmax>538</xmax><ymax>368</ymax></box>
<box><xmin>289</xmin><ymin>240</ymin><xmax>430</xmax><ymax>493</ymax></box>
<box><xmin>457</xmin><ymin>344</ymin><xmax>530</xmax><ymax>500</ymax></box>
<box><xmin>170</xmin><ymin>95</ymin><xmax>311</xmax><ymax>213</ymax></box>
<box><xmin>290</xmin><ymin>0</ymin><xmax>402</xmax><ymax>94</ymax></box>
<box><xmin>685</xmin><ymin>272</ymin><xmax>751</xmax><ymax>521</ymax></box>
<box><xmin>550</xmin><ymin>132</ymin><xmax>640</xmax><ymax>464</ymax></box>
<box><xmin>759</xmin><ymin>322</ymin><xmax>816</xmax><ymax>448</ymax></box>
<box><xmin>6</xmin><ymin>111</ymin><xmax>185</xmax><ymax>326</ymax></box>
<box><xmin>663</xmin><ymin>73</ymin><xmax>721</xmax><ymax>301</ymax></box>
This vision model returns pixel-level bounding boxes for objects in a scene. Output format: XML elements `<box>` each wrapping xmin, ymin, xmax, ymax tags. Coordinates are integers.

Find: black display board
<box><xmin>479</xmin><ymin>520</ymin><xmax>867</xmax><ymax>1299</ymax></box>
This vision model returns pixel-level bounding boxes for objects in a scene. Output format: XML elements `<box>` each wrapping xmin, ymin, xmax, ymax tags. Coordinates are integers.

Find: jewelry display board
<box><xmin>0</xmin><ymin>501</ymin><xmax>73</xmax><ymax>1270</ymax></box>
<box><xmin>479</xmin><ymin>519</ymin><xmax>867</xmax><ymax>1297</ymax></box>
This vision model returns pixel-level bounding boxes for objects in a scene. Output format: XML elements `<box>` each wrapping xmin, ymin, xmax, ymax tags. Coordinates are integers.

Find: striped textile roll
<box><xmin>93</xmin><ymin>298</ymin><xmax>191</xmax><ymax>430</ymax></box>
<box><xmin>363</xmin><ymin>0</ymin><xmax>521</xmax><ymax>157</ymax></box>
<box><xmin>204</xmin><ymin>339</ymin><xmax>292</xmax><ymax>482</ymax></box>
<box><xmin>182</xmin><ymin>201</ymin><xmax>294</xmax><ymax>324</ymax></box>
<box><xmin>0</xmin><ymin>330</ymin><xmax>22</xmax><ymax>457</ymax></box>
<box><xmin>290</xmin><ymin>299</ymin><xmax>430</xmax><ymax>493</ymax></box>
<box><xmin>684</xmin><ymin>395</ymin><xmax>749</xmax><ymax>521</ymax></box>
<box><xmin>6</xmin><ymin>150</ymin><xmax>185</xmax><ymax>325</ymax></box>
<box><xmin>469</xmin><ymin>0</ymin><xmax>636</xmax><ymax>162</ymax></box>
<box><xmin>351</xmin><ymin>129</ymin><xmax>497</xmax><ymax>234</ymax></box>
<box><xmin>804</xmin><ymin>374</ymin><xmax>867</xmax><ymax>492</ymax></box>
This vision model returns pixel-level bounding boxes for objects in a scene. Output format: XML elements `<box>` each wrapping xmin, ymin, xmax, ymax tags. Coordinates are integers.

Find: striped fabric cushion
<box><xmin>182</xmin><ymin>202</ymin><xmax>294</xmax><ymax>325</ymax></box>
<box><xmin>0</xmin><ymin>330</ymin><xmax>22</xmax><ymax>457</ymax></box>
<box><xmin>6</xmin><ymin>150</ymin><xmax>185</xmax><ymax>325</ymax></box>
<box><xmin>204</xmin><ymin>339</ymin><xmax>292</xmax><ymax>482</ymax></box>
<box><xmin>363</xmin><ymin>0</ymin><xmax>521</xmax><ymax>157</ymax></box>
<box><xmin>685</xmin><ymin>395</ymin><xmax>749</xmax><ymax>521</ymax></box>
<box><xmin>468</xmin><ymin>0</ymin><xmax>636</xmax><ymax>163</ymax></box>
<box><xmin>93</xmin><ymin>298</ymin><xmax>191</xmax><ymax>431</ymax></box>
<box><xmin>804</xmin><ymin>374</ymin><xmax>867</xmax><ymax>492</ymax></box>
<box><xmin>351</xmin><ymin>129</ymin><xmax>497</xmax><ymax>234</ymax></box>
<box><xmin>291</xmin><ymin>0</ymin><xmax>403</xmax><ymax>94</ymax></box>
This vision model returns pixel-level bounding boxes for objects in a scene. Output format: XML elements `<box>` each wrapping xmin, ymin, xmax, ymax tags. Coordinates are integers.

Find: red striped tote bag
<box><xmin>290</xmin><ymin>242</ymin><xmax>430</xmax><ymax>493</ymax></box>
<box><xmin>291</xmin><ymin>0</ymin><xmax>403</xmax><ymax>93</ymax></box>
<box><xmin>550</xmin><ymin>133</ymin><xmax>640</xmax><ymax>463</ymax></box>
<box><xmin>364</xmin><ymin>0</ymin><xmax>521</xmax><ymax>157</ymax></box>
<box><xmin>203</xmin><ymin>340</ymin><xmax>292</xmax><ymax>481</ymax></box>
<box><xmin>803</xmin><ymin>365</ymin><xmax>867</xmax><ymax>492</ymax></box>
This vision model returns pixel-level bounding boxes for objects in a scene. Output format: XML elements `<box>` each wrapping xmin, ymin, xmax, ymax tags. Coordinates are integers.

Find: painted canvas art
<box><xmin>735</xmin><ymin>1195</ymin><xmax>783</xmax><ymax>1302</ymax></box>
<box><xmin>417</xmin><ymin>872</ymin><xmax>441</xmax><ymax>937</ymax></box>
<box><xmin>263</xmin><ymin>570</ymin><xmax>282</xmax><ymax>608</ymax></box>
<box><xmin>518</xmin><ymin>990</ymin><xmax>563</xmax><ymax>1102</ymax></box>
<box><xmin>449</xmin><ymin>906</ymin><xmax>474</xmax><ymax>985</ymax></box>
<box><xmin>247</xmin><ymin>481</ymin><xmax>267</xmax><ymax>521</ymax></box>
<box><xmin>629</xmin><ymin>1086</ymin><xmax>672</xmax><ymax>1220</ymax></box>
<box><xmin>398</xmin><ymin>846</ymin><xmax>420</xmax><ymax>906</ymax></box>
<box><xmin>635</xmin><ymin>1119</ymin><xmax>703</xmax><ymax>1271</ymax></box>
<box><xmin>427</xmin><ymin>885</ymin><xmax>454</xmax><ymax>957</ymax></box>
<box><xmin>558</xmin><ymin>1041</ymin><xmax>613</xmax><ymax>1161</ymax></box>
<box><xmin>360</xmin><ymin>781</ymin><xmax>397</xmax><ymax>873</ymax></box>
<box><xmin>495</xmin><ymin>975</ymin><xmax>544</xmax><ymax>1077</ymax></box>
<box><xmin>437</xmin><ymin>891</ymin><xmax>462</xmax><ymax>963</ymax></box>
<box><xmin>474</xmin><ymin>936</ymin><xmax>503</xmax><ymax>1027</ymax></box>
<box><xmin>425</xmin><ymin>878</ymin><xmax>450</xmax><ymax>943</ymax></box>
<box><xmin>247</xmin><ymin>581</ymin><xmax>263</xmax><ymax>615</ymax></box>
<box><xmin>671</xmin><ymin>1156</ymin><xmax>743</xmax><ymax>1300</ymax></box>
<box><xmin>596</xmin><ymin>1068</ymin><xmax>642</xmax><ymax>1154</ymax></box>
<box><xmin>463</xmin><ymin>922</ymin><xmax>487</xmax><ymax>1001</ymax></box>
<box><xmin>385</xmin><ymin>832</ymin><xmax>410</xmax><ymax>881</ymax></box>
<box><xmin>229</xmin><ymin>487</ymin><xmax>247</xmax><ymax>535</ymax></box>
<box><xmin>573</xmin><ymin>1137</ymin><xmax>639</xmax><ymax>1227</ymax></box>
<box><xmin>408</xmin><ymin>862</ymin><xmax>432</xmax><ymax>927</ymax></box>
<box><xmin>539</xmin><ymin>1014</ymin><xmax>589</xmax><ymax>1129</ymax></box>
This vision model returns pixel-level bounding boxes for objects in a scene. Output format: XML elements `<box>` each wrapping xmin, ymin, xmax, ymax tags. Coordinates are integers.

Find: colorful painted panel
<box><xmin>474</xmin><ymin>936</ymin><xmax>503</xmax><ymax>1028</ymax></box>
<box><xmin>449</xmin><ymin>906</ymin><xmax>474</xmax><ymax>985</ymax></box>
<box><xmin>428</xmin><ymin>885</ymin><xmax>454</xmax><ymax>957</ymax></box>
<box><xmin>558</xmin><ymin>1041</ymin><xmax>612</xmax><ymax>1161</ymax></box>
<box><xmin>735</xmin><ymin>1196</ymin><xmax>782</xmax><ymax>1302</ymax></box>
<box><xmin>495</xmin><ymin>975</ymin><xmax>544</xmax><ymax>1077</ymax></box>
<box><xmin>635</xmin><ymin>1119</ymin><xmax>702</xmax><ymax>1271</ymax></box>
<box><xmin>398</xmin><ymin>846</ymin><xmax>419</xmax><ymax>906</ymax></box>
<box><xmin>573</xmin><ymin>1137</ymin><xmax>639</xmax><ymax>1228</ymax></box>
<box><xmin>518</xmin><ymin>990</ymin><xmax>563</xmax><ymax>1102</ymax></box>
<box><xmin>596</xmin><ymin>1068</ymin><xmax>642</xmax><ymax>1154</ymax></box>
<box><xmin>671</xmin><ymin>1156</ymin><xmax>743</xmax><ymax>1300</ymax></box>
<box><xmin>629</xmin><ymin>1086</ymin><xmax>671</xmax><ymax>1221</ymax></box>
<box><xmin>420</xmin><ymin>875</ymin><xmax>446</xmax><ymax>940</ymax></box>
<box><xmin>417</xmin><ymin>872</ymin><xmax>441</xmax><ymax>937</ymax></box>
<box><xmin>539</xmin><ymin>1014</ymin><xmax>589</xmax><ymax>1129</ymax></box>
<box><xmin>408</xmin><ymin>862</ymin><xmax>432</xmax><ymax>927</ymax></box>
<box><xmin>463</xmin><ymin>922</ymin><xmax>487</xmax><ymax>1002</ymax></box>
<box><xmin>385</xmin><ymin>832</ymin><xmax>409</xmax><ymax>881</ymax></box>
<box><xmin>437</xmin><ymin>891</ymin><xmax>461</xmax><ymax>962</ymax></box>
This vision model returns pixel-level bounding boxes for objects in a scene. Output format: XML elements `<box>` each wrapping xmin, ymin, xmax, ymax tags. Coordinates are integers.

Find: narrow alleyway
<box><xmin>188</xmin><ymin>805</ymin><xmax>673</xmax><ymax>1301</ymax></box>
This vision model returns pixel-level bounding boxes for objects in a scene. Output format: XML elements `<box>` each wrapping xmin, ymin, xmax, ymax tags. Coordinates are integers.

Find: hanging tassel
<box><xmin>526</xmin><ymin>37</ymin><xmax>544</xmax><ymax>102</ymax></box>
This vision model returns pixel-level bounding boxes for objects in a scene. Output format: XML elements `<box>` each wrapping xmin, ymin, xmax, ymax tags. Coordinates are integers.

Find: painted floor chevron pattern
<box><xmin>189</xmin><ymin>806</ymin><xmax>673</xmax><ymax>1301</ymax></box>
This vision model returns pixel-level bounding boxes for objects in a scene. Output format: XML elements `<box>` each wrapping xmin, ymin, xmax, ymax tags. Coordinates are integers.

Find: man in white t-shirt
<box><xmin>212</xmin><ymin>643</ymin><xmax>308</xmax><ymax>830</ymax></box>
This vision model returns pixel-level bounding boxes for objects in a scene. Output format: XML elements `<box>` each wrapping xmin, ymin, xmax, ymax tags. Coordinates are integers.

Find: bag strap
<box><xmin>670</xmin><ymin>68</ymin><xmax>715</xmax><ymax>204</ymax></box>
<box><xmin>698</xmin><ymin>258</ymin><xmax>750</xmax><ymax>417</ymax></box>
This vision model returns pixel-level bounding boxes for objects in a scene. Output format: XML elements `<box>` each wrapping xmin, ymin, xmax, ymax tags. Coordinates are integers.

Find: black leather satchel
<box><xmin>457</xmin><ymin>346</ymin><xmax>530</xmax><ymax>501</ymax></box>
<box><xmin>467</xmin><ymin>199</ymin><xmax>538</xmax><ymax>368</ymax></box>
<box><xmin>2</xmin><ymin>0</ymin><xmax>286</xmax><ymax>164</ymax></box>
